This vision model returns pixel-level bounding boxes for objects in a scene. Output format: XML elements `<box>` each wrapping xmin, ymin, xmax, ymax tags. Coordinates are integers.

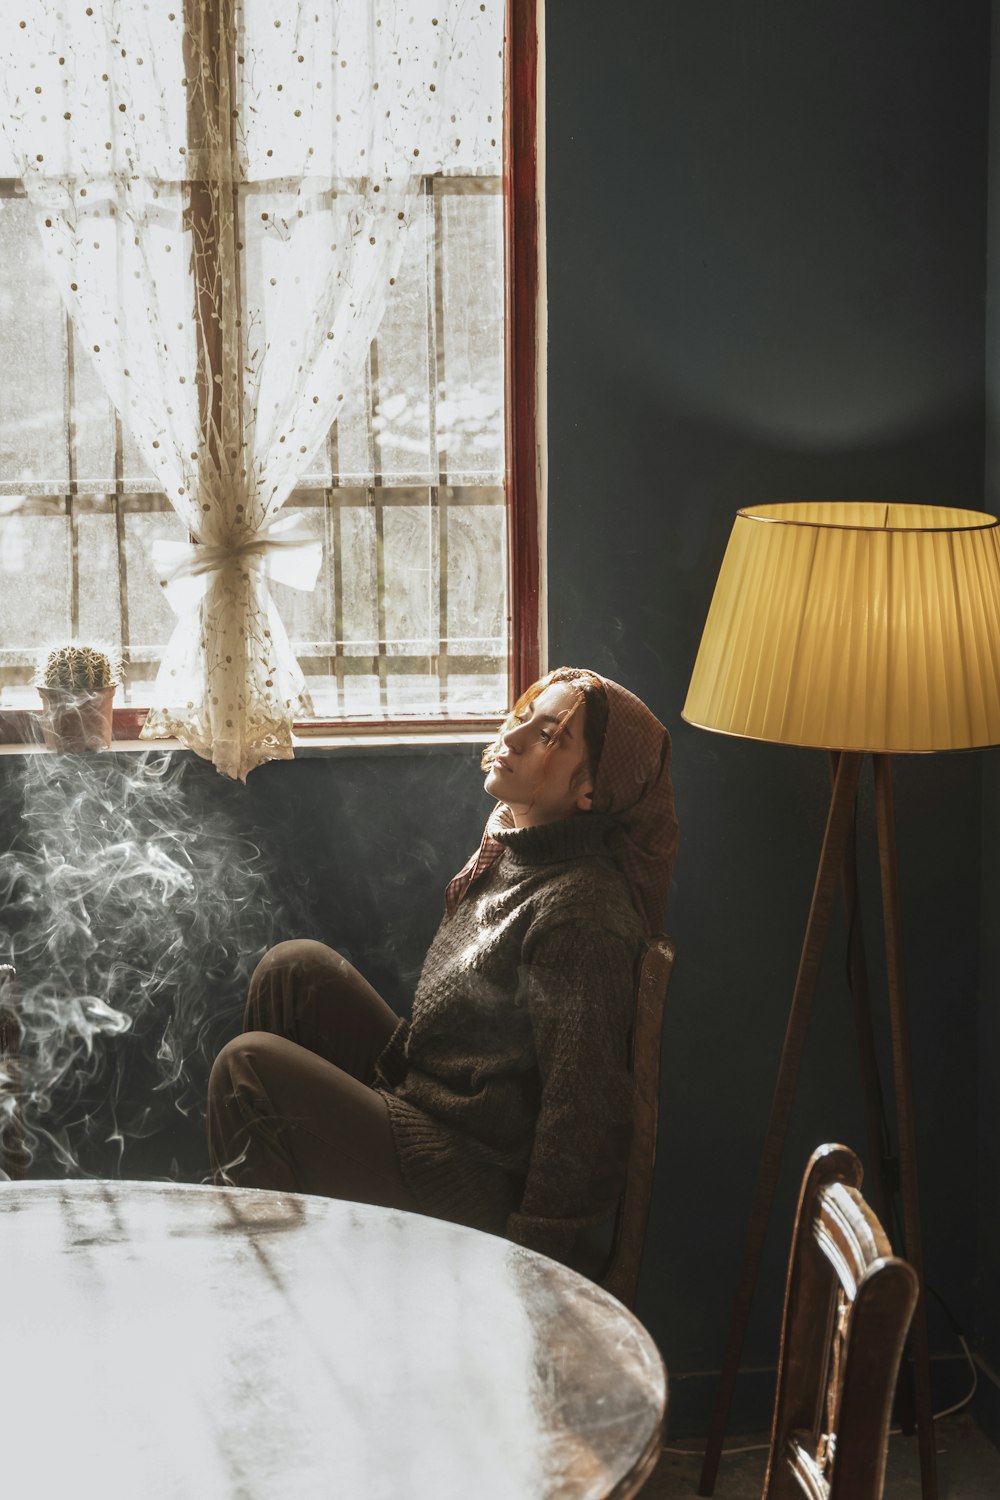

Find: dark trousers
<box><xmin>207</xmin><ymin>940</ymin><xmax>420</xmax><ymax>1213</ymax></box>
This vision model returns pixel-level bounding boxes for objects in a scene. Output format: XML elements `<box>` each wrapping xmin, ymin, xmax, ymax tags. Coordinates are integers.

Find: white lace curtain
<box><xmin>2</xmin><ymin>0</ymin><xmax>501</xmax><ymax>778</ymax></box>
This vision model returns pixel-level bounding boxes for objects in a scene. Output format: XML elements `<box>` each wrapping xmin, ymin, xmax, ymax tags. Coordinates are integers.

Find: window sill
<box><xmin>0</xmin><ymin>710</ymin><xmax>498</xmax><ymax>757</ymax></box>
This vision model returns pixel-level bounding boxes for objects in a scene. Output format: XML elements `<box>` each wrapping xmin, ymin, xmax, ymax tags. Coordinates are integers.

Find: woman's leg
<box><xmin>206</xmin><ymin>1031</ymin><xmax>420</xmax><ymax>1210</ymax></box>
<box><xmin>244</xmin><ymin>939</ymin><xmax>400</xmax><ymax>1081</ymax></box>
<box><xmin>206</xmin><ymin>939</ymin><xmax>414</xmax><ymax>1205</ymax></box>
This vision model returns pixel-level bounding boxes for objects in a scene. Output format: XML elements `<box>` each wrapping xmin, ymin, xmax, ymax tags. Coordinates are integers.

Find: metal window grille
<box><xmin>0</xmin><ymin>170</ymin><xmax>509</xmax><ymax>722</ymax></box>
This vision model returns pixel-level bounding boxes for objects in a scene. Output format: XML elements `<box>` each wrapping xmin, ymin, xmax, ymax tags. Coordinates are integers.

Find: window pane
<box><xmin>439</xmin><ymin>192</ymin><xmax>504</xmax><ymax>484</ymax></box>
<box><xmin>123</xmin><ymin>511</ymin><xmax>186</xmax><ymax>661</ymax></box>
<box><xmin>447</xmin><ymin>671</ymin><xmax>506</xmax><ymax>714</ymax></box>
<box><xmin>339</xmin><ymin>501</ymin><xmax>379</xmax><ymax>652</ymax></box>
<box><xmin>386</xmin><ymin>671</ymin><xmax>440</xmax><ymax>715</ymax></box>
<box><xmin>0</xmin><ymin>512</ymin><xmax>71</xmax><ymax>653</ymax></box>
<box><xmin>77</xmin><ymin>508</ymin><xmax>123</xmax><ymax>649</ymax></box>
<box><xmin>0</xmin><ymin>197</ymin><xmax>69</xmax><ymax>489</ymax></box>
<box><xmin>122</xmin><ymin>424</ymin><xmax>155</xmax><ymax>488</ymax></box>
<box><xmin>342</xmin><ymin>668</ymin><xmax>381</xmax><ymax>717</ymax></box>
<box><xmin>71</xmin><ymin>331</ymin><xmax>115</xmax><ymax>487</ymax></box>
<box><xmin>267</xmin><ymin>504</ymin><xmax>331</xmax><ymax>646</ymax></box>
<box><xmin>373</xmin><ymin>201</ymin><xmax>434</xmax><ymax>485</ymax></box>
<box><xmin>447</xmin><ymin>493</ymin><xmax>505</xmax><ymax>649</ymax></box>
<box><xmin>331</xmin><ymin>370</ymin><xmax>373</xmax><ymax>487</ymax></box>
<box><xmin>383</xmin><ymin>500</ymin><xmax>438</xmax><ymax>657</ymax></box>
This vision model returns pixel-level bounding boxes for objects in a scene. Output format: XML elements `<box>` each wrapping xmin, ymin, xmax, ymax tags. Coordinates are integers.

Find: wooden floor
<box><xmin>641</xmin><ymin>1414</ymin><xmax>1000</xmax><ymax>1498</ymax></box>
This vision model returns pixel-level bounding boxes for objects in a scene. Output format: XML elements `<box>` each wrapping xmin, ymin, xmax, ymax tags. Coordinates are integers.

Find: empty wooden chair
<box><xmin>763</xmin><ymin>1142</ymin><xmax>919</xmax><ymax>1500</ymax></box>
<box><xmin>599</xmin><ymin>933</ymin><xmax>676</xmax><ymax>1310</ymax></box>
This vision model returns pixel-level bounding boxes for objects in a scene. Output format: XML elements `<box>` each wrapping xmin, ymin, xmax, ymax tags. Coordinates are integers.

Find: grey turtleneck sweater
<box><xmin>374</xmin><ymin>812</ymin><xmax>645</xmax><ymax>1265</ymax></box>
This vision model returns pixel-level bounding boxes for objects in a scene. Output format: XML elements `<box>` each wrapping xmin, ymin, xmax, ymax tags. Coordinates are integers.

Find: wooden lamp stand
<box><xmin>697</xmin><ymin>750</ymin><xmax>937</xmax><ymax>1500</ymax></box>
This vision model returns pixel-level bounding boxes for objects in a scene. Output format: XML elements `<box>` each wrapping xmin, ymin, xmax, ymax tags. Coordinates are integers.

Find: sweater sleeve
<box><xmin>505</xmin><ymin>921</ymin><xmax>636</xmax><ymax>1264</ymax></box>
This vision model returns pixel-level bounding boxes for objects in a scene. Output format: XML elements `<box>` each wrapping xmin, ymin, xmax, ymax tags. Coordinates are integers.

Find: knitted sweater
<box><xmin>374</xmin><ymin>812</ymin><xmax>645</xmax><ymax>1264</ymax></box>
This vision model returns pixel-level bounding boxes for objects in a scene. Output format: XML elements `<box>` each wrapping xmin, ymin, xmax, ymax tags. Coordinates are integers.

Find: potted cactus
<box><xmin>35</xmin><ymin>644</ymin><xmax>124</xmax><ymax>752</ymax></box>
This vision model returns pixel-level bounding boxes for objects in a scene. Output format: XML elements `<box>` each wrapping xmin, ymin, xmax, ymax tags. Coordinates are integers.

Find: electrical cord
<box><xmin>659</xmin><ymin>1230</ymin><xmax>978</xmax><ymax>1457</ymax></box>
<box><xmin>660</xmin><ymin>1437</ymin><xmax>769</xmax><ymax>1457</ymax></box>
<box><xmin>659</xmin><ymin>1334</ymin><xmax>979</xmax><ymax>1458</ymax></box>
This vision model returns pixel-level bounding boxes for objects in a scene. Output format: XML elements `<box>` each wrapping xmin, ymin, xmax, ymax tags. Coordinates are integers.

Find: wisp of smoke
<box><xmin>0</xmin><ymin>751</ymin><xmax>285</xmax><ymax>1180</ymax></box>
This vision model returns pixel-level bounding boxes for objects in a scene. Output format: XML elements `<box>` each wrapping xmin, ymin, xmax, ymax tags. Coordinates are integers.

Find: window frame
<box><xmin>0</xmin><ymin>0</ymin><xmax>542</xmax><ymax>746</ymax></box>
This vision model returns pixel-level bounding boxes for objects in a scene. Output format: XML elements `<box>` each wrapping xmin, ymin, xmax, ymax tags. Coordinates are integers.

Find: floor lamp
<box><xmin>683</xmin><ymin>502</ymin><xmax>1000</xmax><ymax>1500</ymax></box>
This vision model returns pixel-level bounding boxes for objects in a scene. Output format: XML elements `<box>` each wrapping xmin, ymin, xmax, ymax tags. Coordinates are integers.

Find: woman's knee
<box><xmin>245</xmin><ymin>939</ymin><xmax>348</xmax><ymax>1035</ymax></box>
<box><xmin>207</xmin><ymin>1032</ymin><xmax>301</xmax><ymax>1187</ymax></box>
<box><xmin>249</xmin><ymin>939</ymin><xmax>341</xmax><ymax>996</ymax></box>
<box><xmin>209</xmin><ymin>1030</ymin><xmax>275</xmax><ymax>1101</ymax></box>
<box><xmin>243</xmin><ymin>941</ymin><xmax>397</xmax><ymax>1077</ymax></box>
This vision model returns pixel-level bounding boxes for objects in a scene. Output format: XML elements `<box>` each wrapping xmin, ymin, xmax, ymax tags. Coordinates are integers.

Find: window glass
<box><xmin>0</xmin><ymin>198</ymin><xmax>69</xmax><ymax>490</ymax></box>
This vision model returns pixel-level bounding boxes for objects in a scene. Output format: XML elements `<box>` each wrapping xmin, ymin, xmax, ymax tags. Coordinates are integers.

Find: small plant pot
<box><xmin>38</xmin><ymin>685</ymin><xmax>116</xmax><ymax>752</ymax></box>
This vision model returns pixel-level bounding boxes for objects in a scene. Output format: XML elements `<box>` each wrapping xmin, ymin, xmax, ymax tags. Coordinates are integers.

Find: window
<box><xmin>0</xmin><ymin>1</ymin><xmax>540</xmax><ymax>734</ymax></box>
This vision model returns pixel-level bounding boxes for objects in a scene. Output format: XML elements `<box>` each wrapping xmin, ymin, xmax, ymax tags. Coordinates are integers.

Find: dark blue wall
<box><xmin>546</xmin><ymin>0</ymin><xmax>989</xmax><ymax>1435</ymax></box>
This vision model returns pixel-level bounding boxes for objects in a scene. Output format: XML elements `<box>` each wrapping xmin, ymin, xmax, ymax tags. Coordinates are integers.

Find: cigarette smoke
<box><xmin>0</xmin><ymin>751</ymin><xmax>291</xmax><ymax>1180</ymax></box>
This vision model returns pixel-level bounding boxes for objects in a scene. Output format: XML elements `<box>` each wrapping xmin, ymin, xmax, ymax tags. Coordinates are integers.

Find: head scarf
<box><xmin>445</xmin><ymin>673</ymin><xmax>678</xmax><ymax>936</ymax></box>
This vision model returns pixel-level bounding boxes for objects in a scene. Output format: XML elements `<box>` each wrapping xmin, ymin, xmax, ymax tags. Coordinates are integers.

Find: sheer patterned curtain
<box><xmin>2</xmin><ymin>0</ymin><xmax>501</xmax><ymax>778</ymax></box>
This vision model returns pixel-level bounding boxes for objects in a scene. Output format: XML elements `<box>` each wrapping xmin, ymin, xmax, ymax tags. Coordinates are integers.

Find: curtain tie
<box><xmin>151</xmin><ymin>512</ymin><xmax>323</xmax><ymax>613</ymax></box>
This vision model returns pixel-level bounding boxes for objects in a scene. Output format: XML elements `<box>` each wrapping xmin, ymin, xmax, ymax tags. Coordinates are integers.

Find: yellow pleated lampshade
<box><xmin>682</xmin><ymin>502</ymin><xmax>1000</xmax><ymax>752</ymax></box>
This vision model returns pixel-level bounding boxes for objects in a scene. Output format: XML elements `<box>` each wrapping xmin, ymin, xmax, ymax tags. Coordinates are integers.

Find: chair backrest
<box><xmin>599</xmin><ymin>934</ymin><xmax>676</xmax><ymax>1310</ymax></box>
<box><xmin>763</xmin><ymin>1143</ymin><xmax>919</xmax><ymax>1500</ymax></box>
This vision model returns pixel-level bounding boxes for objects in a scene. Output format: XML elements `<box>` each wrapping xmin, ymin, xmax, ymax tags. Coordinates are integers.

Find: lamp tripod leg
<box><xmin>873</xmin><ymin>754</ymin><xmax>937</xmax><ymax>1500</ymax></box>
<box><xmin>834</xmin><ymin>751</ymin><xmax>893</xmax><ymax>1231</ymax></box>
<box><xmin>836</xmin><ymin>754</ymin><xmax>917</xmax><ymax>1433</ymax></box>
<box><xmin>698</xmin><ymin>751</ymin><xmax>864</xmax><ymax>1498</ymax></box>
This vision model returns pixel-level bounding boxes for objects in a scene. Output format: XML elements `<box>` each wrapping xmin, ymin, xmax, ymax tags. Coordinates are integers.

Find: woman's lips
<box><xmin>493</xmin><ymin>755</ymin><xmax>512</xmax><ymax>771</ymax></box>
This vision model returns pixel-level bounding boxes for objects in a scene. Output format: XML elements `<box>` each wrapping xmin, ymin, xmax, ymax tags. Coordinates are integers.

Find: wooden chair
<box><xmin>763</xmin><ymin>1143</ymin><xmax>919</xmax><ymax>1500</ymax></box>
<box><xmin>599</xmin><ymin>933</ymin><xmax>676</xmax><ymax>1310</ymax></box>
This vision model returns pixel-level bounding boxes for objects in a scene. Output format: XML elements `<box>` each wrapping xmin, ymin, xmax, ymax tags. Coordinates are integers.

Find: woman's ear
<box><xmin>575</xmin><ymin>778</ymin><xmax>595</xmax><ymax>813</ymax></box>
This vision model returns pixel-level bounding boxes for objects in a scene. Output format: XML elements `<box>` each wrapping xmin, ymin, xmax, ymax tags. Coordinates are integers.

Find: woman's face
<box><xmin>484</xmin><ymin>681</ymin><xmax>593</xmax><ymax>828</ymax></box>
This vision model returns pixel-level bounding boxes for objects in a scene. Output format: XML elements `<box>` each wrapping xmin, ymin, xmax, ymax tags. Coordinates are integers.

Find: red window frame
<box><xmin>505</xmin><ymin>0</ymin><xmax>542</xmax><ymax>706</ymax></box>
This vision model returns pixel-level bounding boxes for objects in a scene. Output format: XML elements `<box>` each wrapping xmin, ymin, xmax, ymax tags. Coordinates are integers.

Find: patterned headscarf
<box><xmin>445</xmin><ymin>672</ymin><xmax>678</xmax><ymax>936</ymax></box>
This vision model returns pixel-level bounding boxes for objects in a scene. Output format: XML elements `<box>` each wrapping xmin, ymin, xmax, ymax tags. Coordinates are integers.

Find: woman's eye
<box><xmin>539</xmin><ymin>728</ymin><xmax>552</xmax><ymax>743</ymax></box>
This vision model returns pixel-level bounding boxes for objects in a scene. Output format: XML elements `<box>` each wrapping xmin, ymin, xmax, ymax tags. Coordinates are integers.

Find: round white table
<box><xmin>0</xmin><ymin>1180</ymin><xmax>666</xmax><ymax>1498</ymax></box>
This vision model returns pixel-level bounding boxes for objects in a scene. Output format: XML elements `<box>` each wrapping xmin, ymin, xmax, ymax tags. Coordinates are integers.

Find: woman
<box><xmin>207</xmin><ymin>668</ymin><xmax>678</xmax><ymax>1265</ymax></box>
